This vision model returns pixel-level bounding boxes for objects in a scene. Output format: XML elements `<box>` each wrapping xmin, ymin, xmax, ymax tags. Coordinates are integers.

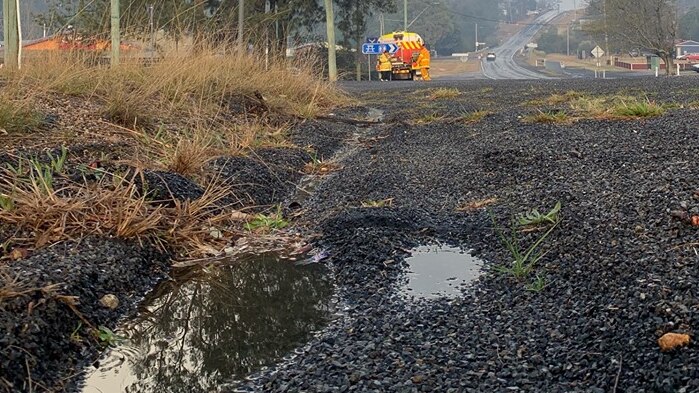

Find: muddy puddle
<box><xmin>401</xmin><ymin>245</ymin><xmax>483</xmax><ymax>299</ymax></box>
<box><xmin>82</xmin><ymin>254</ymin><xmax>333</xmax><ymax>393</ymax></box>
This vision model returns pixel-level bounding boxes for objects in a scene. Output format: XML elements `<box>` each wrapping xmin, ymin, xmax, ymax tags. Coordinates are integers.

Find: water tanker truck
<box><xmin>378</xmin><ymin>31</ymin><xmax>429</xmax><ymax>80</ymax></box>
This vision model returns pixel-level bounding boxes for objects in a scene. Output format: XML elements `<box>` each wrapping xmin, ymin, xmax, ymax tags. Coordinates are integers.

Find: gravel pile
<box><xmin>232</xmin><ymin>77</ymin><xmax>699</xmax><ymax>392</ymax></box>
<box><xmin>0</xmin><ymin>238</ymin><xmax>168</xmax><ymax>392</ymax></box>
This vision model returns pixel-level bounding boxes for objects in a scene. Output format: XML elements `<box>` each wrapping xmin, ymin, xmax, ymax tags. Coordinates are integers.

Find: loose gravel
<box><xmin>232</xmin><ymin>77</ymin><xmax>699</xmax><ymax>392</ymax></box>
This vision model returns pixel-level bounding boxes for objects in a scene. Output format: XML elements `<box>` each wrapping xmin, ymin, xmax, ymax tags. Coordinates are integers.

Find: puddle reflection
<box><xmin>83</xmin><ymin>254</ymin><xmax>333</xmax><ymax>393</ymax></box>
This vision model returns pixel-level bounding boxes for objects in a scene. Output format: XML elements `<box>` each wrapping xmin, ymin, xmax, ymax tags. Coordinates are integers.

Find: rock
<box><xmin>99</xmin><ymin>294</ymin><xmax>120</xmax><ymax>310</ymax></box>
<box><xmin>658</xmin><ymin>333</ymin><xmax>690</xmax><ymax>352</ymax></box>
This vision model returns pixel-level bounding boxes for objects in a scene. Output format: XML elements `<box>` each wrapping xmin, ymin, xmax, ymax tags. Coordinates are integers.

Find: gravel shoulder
<box><xmin>233</xmin><ymin>77</ymin><xmax>699</xmax><ymax>392</ymax></box>
<box><xmin>0</xmin><ymin>115</ymin><xmax>356</xmax><ymax>392</ymax></box>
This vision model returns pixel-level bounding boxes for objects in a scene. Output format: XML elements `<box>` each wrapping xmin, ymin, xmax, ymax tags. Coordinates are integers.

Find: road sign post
<box><xmin>591</xmin><ymin>45</ymin><xmax>605</xmax><ymax>79</ymax></box>
<box><xmin>361</xmin><ymin>43</ymin><xmax>398</xmax><ymax>55</ymax></box>
<box><xmin>365</xmin><ymin>37</ymin><xmax>379</xmax><ymax>82</ymax></box>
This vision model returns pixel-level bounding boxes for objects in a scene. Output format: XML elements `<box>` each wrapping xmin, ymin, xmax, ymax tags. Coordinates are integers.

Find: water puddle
<box><xmin>367</xmin><ymin>108</ymin><xmax>385</xmax><ymax>123</ymax></box>
<box><xmin>82</xmin><ymin>253</ymin><xmax>333</xmax><ymax>393</ymax></box>
<box><xmin>401</xmin><ymin>245</ymin><xmax>483</xmax><ymax>299</ymax></box>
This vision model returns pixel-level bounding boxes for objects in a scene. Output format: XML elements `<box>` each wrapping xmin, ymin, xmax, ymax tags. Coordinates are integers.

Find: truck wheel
<box><xmin>409</xmin><ymin>71</ymin><xmax>415</xmax><ymax>80</ymax></box>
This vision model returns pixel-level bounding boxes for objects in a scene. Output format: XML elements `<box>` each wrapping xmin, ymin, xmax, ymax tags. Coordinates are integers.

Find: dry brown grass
<box><xmin>0</xmin><ymin>48</ymin><xmax>349</xmax><ymax>164</ymax></box>
<box><xmin>457</xmin><ymin>197</ymin><xmax>498</xmax><ymax>212</ymax></box>
<box><xmin>10</xmin><ymin>49</ymin><xmax>347</xmax><ymax>124</ymax></box>
<box><xmin>0</xmin><ymin>47</ymin><xmax>347</xmax><ymax>266</ymax></box>
<box><xmin>0</xmin><ymin>160</ymin><xmax>240</xmax><ymax>257</ymax></box>
<box><xmin>428</xmin><ymin>87</ymin><xmax>461</xmax><ymax>100</ymax></box>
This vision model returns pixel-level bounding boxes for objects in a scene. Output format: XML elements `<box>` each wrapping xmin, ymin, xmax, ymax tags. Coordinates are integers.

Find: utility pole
<box><xmin>238</xmin><ymin>0</ymin><xmax>245</xmax><ymax>51</ymax></box>
<box><xmin>567</xmin><ymin>24</ymin><xmax>570</xmax><ymax>56</ymax></box>
<box><xmin>3</xmin><ymin>0</ymin><xmax>20</xmax><ymax>69</ymax></box>
<box><xmin>404</xmin><ymin>0</ymin><xmax>408</xmax><ymax>31</ymax></box>
<box><xmin>148</xmin><ymin>4</ymin><xmax>155</xmax><ymax>53</ymax></box>
<box><xmin>265</xmin><ymin>0</ymin><xmax>270</xmax><ymax>71</ymax></box>
<box><xmin>111</xmin><ymin>0</ymin><xmax>120</xmax><ymax>67</ymax></box>
<box><xmin>475</xmin><ymin>23</ymin><xmax>478</xmax><ymax>51</ymax></box>
<box><xmin>323</xmin><ymin>0</ymin><xmax>337</xmax><ymax>81</ymax></box>
<box><xmin>603</xmin><ymin>0</ymin><xmax>610</xmax><ymax>67</ymax></box>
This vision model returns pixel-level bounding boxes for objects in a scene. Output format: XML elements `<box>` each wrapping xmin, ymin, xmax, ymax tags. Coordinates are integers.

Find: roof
<box><xmin>676</xmin><ymin>40</ymin><xmax>699</xmax><ymax>46</ymax></box>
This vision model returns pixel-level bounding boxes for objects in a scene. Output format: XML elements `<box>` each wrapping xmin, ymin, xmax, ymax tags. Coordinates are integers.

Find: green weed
<box><xmin>428</xmin><ymin>87</ymin><xmax>461</xmax><ymax>99</ymax></box>
<box><xmin>0</xmin><ymin>195</ymin><xmax>14</xmax><ymax>211</ymax></box>
<box><xmin>361</xmin><ymin>198</ymin><xmax>394</xmax><ymax>208</ymax></box>
<box><xmin>96</xmin><ymin>326</ymin><xmax>123</xmax><ymax>347</ymax></box>
<box><xmin>491</xmin><ymin>211</ymin><xmax>560</xmax><ymax>280</ymax></box>
<box><xmin>244</xmin><ymin>206</ymin><xmax>289</xmax><ymax>231</ymax></box>
<box><xmin>526</xmin><ymin>274</ymin><xmax>548</xmax><ymax>292</ymax></box>
<box><xmin>612</xmin><ymin>100</ymin><xmax>665</xmax><ymax>117</ymax></box>
<box><xmin>523</xmin><ymin>110</ymin><xmax>569</xmax><ymax>124</ymax></box>
<box><xmin>0</xmin><ymin>99</ymin><xmax>43</xmax><ymax>134</ymax></box>
<box><xmin>461</xmin><ymin>110</ymin><xmax>492</xmax><ymax>123</ymax></box>
<box><xmin>517</xmin><ymin>201</ymin><xmax>561</xmax><ymax>226</ymax></box>
<box><xmin>414</xmin><ymin>112</ymin><xmax>446</xmax><ymax>124</ymax></box>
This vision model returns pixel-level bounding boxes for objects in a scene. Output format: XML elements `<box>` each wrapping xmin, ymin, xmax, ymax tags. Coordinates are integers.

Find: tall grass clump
<box><xmin>7</xmin><ymin>46</ymin><xmax>348</xmax><ymax>132</ymax></box>
<box><xmin>0</xmin><ymin>96</ymin><xmax>43</xmax><ymax>134</ymax></box>
<box><xmin>523</xmin><ymin>110</ymin><xmax>569</xmax><ymax>124</ymax></box>
<box><xmin>0</xmin><ymin>158</ymin><xmax>235</xmax><ymax>255</ymax></box>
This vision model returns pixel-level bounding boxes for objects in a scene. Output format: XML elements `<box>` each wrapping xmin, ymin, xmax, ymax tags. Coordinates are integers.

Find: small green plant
<box><xmin>244</xmin><ymin>206</ymin><xmax>289</xmax><ymax>231</ymax></box>
<box><xmin>0</xmin><ymin>99</ymin><xmax>43</xmax><ymax>134</ymax></box>
<box><xmin>361</xmin><ymin>198</ymin><xmax>393</xmax><ymax>208</ymax></box>
<box><xmin>523</xmin><ymin>110</ymin><xmax>569</xmax><ymax>124</ymax></box>
<box><xmin>461</xmin><ymin>110</ymin><xmax>492</xmax><ymax>123</ymax></box>
<box><xmin>70</xmin><ymin>322</ymin><xmax>84</xmax><ymax>344</ymax></box>
<box><xmin>526</xmin><ymin>274</ymin><xmax>548</xmax><ymax>292</ymax></box>
<box><xmin>491</xmin><ymin>211</ymin><xmax>559</xmax><ymax>280</ymax></box>
<box><xmin>46</xmin><ymin>146</ymin><xmax>68</xmax><ymax>174</ymax></box>
<box><xmin>428</xmin><ymin>87</ymin><xmax>461</xmax><ymax>99</ymax></box>
<box><xmin>517</xmin><ymin>201</ymin><xmax>561</xmax><ymax>226</ymax></box>
<box><xmin>545</xmin><ymin>91</ymin><xmax>584</xmax><ymax>105</ymax></box>
<box><xmin>612</xmin><ymin>100</ymin><xmax>665</xmax><ymax>117</ymax></box>
<box><xmin>414</xmin><ymin>112</ymin><xmax>446</xmax><ymax>124</ymax></box>
<box><xmin>0</xmin><ymin>194</ymin><xmax>14</xmax><ymax>211</ymax></box>
<box><xmin>96</xmin><ymin>326</ymin><xmax>123</xmax><ymax>347</ymax></box>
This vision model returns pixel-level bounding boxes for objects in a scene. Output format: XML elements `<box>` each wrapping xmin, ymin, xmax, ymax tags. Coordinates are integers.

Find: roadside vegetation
<box><xmin>525</xmin><ymin>92</ymin><xmax>667</xmax><ymax>123</ymax></box>
<box><xmin>460</xmin><ymin>110</ymin><xmax>493</xmax><ymax>124</ymax></box>
<box><xmin>0</xmin><ymin>48</ymin><xmax>347</xmax><ymax>262</ymax></box>
<box><xmin>427</xmin><ymin>87</ymin><xmax>461</xmax><ymax>100</ymax></box>
<box><xmin>522</xmin><ymin>109</ymin><xmax>570</xmax><ymax>124</ymax></box>
<box><xmin>491</xmin><ymin>202</ymin><xmax>561</xmax><ymax>289</ymax></box>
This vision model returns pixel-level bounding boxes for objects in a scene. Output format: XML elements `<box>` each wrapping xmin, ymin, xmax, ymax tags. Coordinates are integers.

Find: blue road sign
<box><xmin>361</xmin><ymin>43</ymin><xmax>398</xmax><ymax>55</ymax></box>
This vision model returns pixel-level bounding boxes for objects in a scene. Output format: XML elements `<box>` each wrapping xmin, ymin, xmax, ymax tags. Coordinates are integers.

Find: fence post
<box><xmin>2</xmin><ymin>0</ymin><xmax>20</xmax><ymax>69</ymax></box>
<box><xmin>111</xmin><ymin>0</ymin><xmax>120</xmax><ymax>67</ymax></box>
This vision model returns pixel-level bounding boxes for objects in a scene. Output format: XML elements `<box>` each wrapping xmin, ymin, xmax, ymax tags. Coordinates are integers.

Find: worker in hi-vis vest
<box><xmin>416</xmin><ymin>45</ymin><xmax>431</xmax><ymax>81</ymax></box>
<box><xmin>377</xmin><ymin>50</ymin><xmax>392</xmax><ymax>81</ymax></box>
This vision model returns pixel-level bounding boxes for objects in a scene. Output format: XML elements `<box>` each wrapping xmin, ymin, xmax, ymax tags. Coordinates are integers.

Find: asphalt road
<box><xmin>481</xmin><ymin>10</ymin><xmax>559</xmax><ymax>80</ymax></box>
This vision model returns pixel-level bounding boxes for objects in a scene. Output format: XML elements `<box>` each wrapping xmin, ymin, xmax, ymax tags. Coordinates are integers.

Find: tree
<box><xmin>336</xmin><ymin>0</ymin><xmax>395</xmax><ymax>81</ymax></box>
<box><xmin>587</xmin><ymin>0</ymin><xmax>678</xmax><ymax>75</ymax></box>
<box><xmin>35</xmin><ymin>0</ymin><xmax>323</xmax><ymax>55</ymax></box>
<box><xmin>404</xmin><ymin>3</ymin><xmax>455</xmax><ymax>50</ymax></box>
<box><xmin>680</xmin><ymin>7</ymin><xmax>699</xmax><ymax>40</ymax></box>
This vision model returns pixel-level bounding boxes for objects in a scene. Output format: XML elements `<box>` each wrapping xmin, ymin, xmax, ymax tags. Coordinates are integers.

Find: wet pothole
<box><xmin>82</xmin><ymin>253</ymin><xmax>333</xmax><ymax>392</ymax></box>
<box><xmin>401</xmin><ymin>245</ymin><xmax>483</xmax><ymax>299</ymax></box>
